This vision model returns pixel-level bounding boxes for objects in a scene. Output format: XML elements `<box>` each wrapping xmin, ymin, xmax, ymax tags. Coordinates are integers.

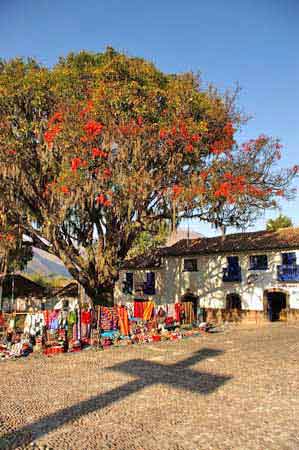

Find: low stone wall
<box><xmin>204</xmin><ymin>308</ymin><xmax>299</xmax><ymax>324</ymax></box>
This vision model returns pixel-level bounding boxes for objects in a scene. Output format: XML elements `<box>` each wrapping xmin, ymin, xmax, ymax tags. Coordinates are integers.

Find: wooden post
<box><xmin>172</xmin><ymin>198</ymin><xmax>177</xmax><ymax>233</ymax></box>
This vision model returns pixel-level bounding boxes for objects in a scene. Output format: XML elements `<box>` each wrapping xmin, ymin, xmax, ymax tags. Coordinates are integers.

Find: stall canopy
<box><xmin>0</xmin><ymin>274</ymin><xmax>47</xmax><ymax>299</ymax></box>
<box><xmin>55</xmin><ymin>282</ymin><xmax>79</xmax><ymax>298</ymax></box>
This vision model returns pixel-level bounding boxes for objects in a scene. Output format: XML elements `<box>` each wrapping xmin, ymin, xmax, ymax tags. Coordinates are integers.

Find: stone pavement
<box><xmin>1</xmin><ymin>323</ymin><xmax>299</xmax><ymax>450</ymax></box>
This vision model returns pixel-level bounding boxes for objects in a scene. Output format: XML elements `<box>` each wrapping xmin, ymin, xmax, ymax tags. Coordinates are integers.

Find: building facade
<box><xmin>115</xmin><ymin>227</ymin><xmax>299</xmax><ymax>323</ymax></box>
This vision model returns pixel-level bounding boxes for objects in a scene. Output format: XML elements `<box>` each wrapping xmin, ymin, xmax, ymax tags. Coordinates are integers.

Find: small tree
<box><xmin>127</xmin><ymin>220</ymin><xmax>170</xmax><ymax>259</ymax></box>
<box><xmin>266</xmin><ymin>214</ymin><xmax>293</xmax><ymax>232</ymax></box>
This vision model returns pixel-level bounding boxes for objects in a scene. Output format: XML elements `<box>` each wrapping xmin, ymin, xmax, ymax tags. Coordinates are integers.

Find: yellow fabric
<box><xmin>183</xmin><ymin>302</ymin><xmax>194</xmax><ymax>324</ymax></box>
<box><xmin>143</xmin><ymin>301</ymin><xmax>155</xmax><ymax>321</ymax></box>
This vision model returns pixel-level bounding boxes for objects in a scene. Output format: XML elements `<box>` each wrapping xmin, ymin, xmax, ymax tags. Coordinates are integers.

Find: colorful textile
<box><xmin>183</xmin><ymin>302</ymin><xmax>194</xmax><ymax>324</ymax></box>
<box><xmin>0</xmin><ymin>312</ymin><xmax>5</xmax><ymax>327</ymax></box>
<box><xmin>165</xmin><ymin>317</ymin><xmax>174</xmax><ymax>326</ymax></box>
<box><xmin>143</xmin><ymin>301</ymin><xmax>155</xmax><ymax>321</ymax></box>
<box><xmin>67</xmin><ymin>310</ymin><xmax>77</xmax><ymax>327</ymax></box>
<box><xmin>134</xmin><ymin>301</ymin><xmax>146</xmax><ymax>319</ymax></box>
<box><xmin>49</xmin><ymin>310</ymin><xmax>59</xmax><ymax>330</ymax></box>
<box><xmin>100</xmin><ymin>306</ymin><xmax>118</xmax><ymax>331</ymax></box>
<box><xmin>125</xmin><ymin>302</ymin><xmax>134</xmax><ymax>319</ymax></box>
<box><xmin>43</xmin><ymin>310</ymin><xmax>51</xmax><ymax>327</ymax></box>
<box><xmin>58</xmin><ymin>311</ymin><xmax>67</xmax><ymax>328</ymax></box>
<box><xmin>24</xmin><ymin>313</ymin><xmax>45</xmax><ymax>336</ymax></box>
<box><xmin>167</xmin><ymin>304</ymin><xmax>175</xmax><ymax>318</ymax></box>
<box><xmin>81</xmin><ymin>310</ymin><xmax>91</xmax><ymax>324</ymax></box>
<box><xmin>118</xmin><ymin>306</ymin><xmax>129</xmax><ymax>336</ymax></box>
<box><xmin>175</xmin><ymin>303</ymin><xmax>183</xmax><ymax>323</ymax></box>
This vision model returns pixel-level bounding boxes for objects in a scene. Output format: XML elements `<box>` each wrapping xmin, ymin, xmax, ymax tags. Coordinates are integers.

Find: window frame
<box><xmin>249</xmin><ymin>254</ymin><xmax>268</xmax><ymax>271</ymax></box>
<box><xmin>281</xmin><ymin>252</ymin><xmax>297</xmax><ymax>266</ymax></box>
<box><xmin>223</xmin><ymin>256</ymin><xmax>242</xmax><ymax>282</ymax></box>
<box><xmin>183</xmin><ymin>258</ymin><xmax>198</xmax><ymax>272</ymax></box>
<box><xmin>122</xmin><ymin>272</ymin><xmax>134</xmax><ymax>294</ymax></box>
<box><xmin>143</xmin><ymin>271</ymin><xmax>156</xmax><ymax>295</ymax></box>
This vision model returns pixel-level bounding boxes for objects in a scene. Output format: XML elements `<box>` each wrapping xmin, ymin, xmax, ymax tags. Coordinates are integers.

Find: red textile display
<box><xmin>175</xmin><ymin>303</ymin><xmax>182</xmax><ymax>323</ymax></box>
<box><xmin>134</xmin><ymin>300</ymin><xmax>147</xmax><ymax>318</ymax></box>
<box><xmin>0</xmin><ymin>312</ymin><xmax>5</xmax><ymax>327</ymax></box>
<box><xmin>81</xmin><ymin>310</ymin><xmax>91</xmax><ymax>324</ymax></box>
<box><xmin>100</xmin><ymin>306</ymin><xmax>118</xmax><ymax>331</ymax></box>
<box><xmin>43</xmin><ymin>310</ymin><xmax>51</xmax><ymax>327</ymax></box>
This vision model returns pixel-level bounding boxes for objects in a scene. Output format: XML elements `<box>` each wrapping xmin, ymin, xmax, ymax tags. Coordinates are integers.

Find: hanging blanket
<box><xmin>143</xmin><ymin>301</ymin><xmax>155</xmax><ymax>321</ymax></box>
<box><xmin>100</xmin><ymin>306</ymin><xmax>118</xmax><ymax>331</ymax></box>
<box><xmin>183</xmin><ymin>302</ymin><xmax>194</xmax><ymax>324</ymax></box>
<box><xmin>118</xmin><ymin>306</ymin><xmax>129</xmax><ymax>336</ymax></box>
<box><xmin>134</xmin><ymin>301</ymin><xmax>147</xmax><ymax>319</ymax></box>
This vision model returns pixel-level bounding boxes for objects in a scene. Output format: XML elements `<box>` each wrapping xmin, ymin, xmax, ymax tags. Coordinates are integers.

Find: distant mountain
<box><xmin>24</xmin><ymin>228</ymin><xmax>203</xmax><ymax>278</ymax></box>
<box><xmin>24</xmin><ymin>248</ymin><xmax>71</xmax><ymax>278</ymax></box>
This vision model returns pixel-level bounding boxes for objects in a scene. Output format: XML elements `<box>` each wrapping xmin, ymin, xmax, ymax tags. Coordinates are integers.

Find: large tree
<box><xmin>0</xmin><ymin>49</ymin><xmax>297</xmax><ymax>303</ymax></box>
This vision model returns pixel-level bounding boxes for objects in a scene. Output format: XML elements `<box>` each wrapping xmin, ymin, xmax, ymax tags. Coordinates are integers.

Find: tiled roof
<box><xmin>55</xmin><ymin>282</ymin><xmax>79</xmax><ymax>298</ymax></box>
<box><xmin>164</xmin><ymin>227</ymin><xmax>299</xmax><ymax>256</ymax></box>
<box><xmin>0</xmin><ymin>274</ymin><xmax>47</xmax><ymax>298</ymax></box>
<box><xmin>122</xmin><ymin>252</ymin><xmax>162</xmax><ymax>270</ymax></box>
<box><xmin>122</xmin><ymin>227</ymin><xmax>299</xmax><ymax>269</ymax></box>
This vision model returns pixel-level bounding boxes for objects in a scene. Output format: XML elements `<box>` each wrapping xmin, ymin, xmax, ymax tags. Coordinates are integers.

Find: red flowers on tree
<box><xmin>223</xmin><ymin>122</ymin><xmax>234</xmax><ymax>137</ymax></box>
<box><xmin>79</xmin><ymin>101</ymin><xmax>94</xmax><ymax>118</ymax></box>
<box><xmin>159</xmin><ymin>129</ymin><xmax>167</xmax><ymax>139</ymax></box>
<box><xmin>0</xmin><ymin>233</ymin><xmax>15</xmax><ymax>242</ymax></box>
<box><xmin>211</xmin><ymin>122</ymin><xmax>235</xmax><ymax>155</ymax></box>
<box><xmin>92</xmin><ymin>147</ymin><xmax>107</xmax><ymax>158</ymax></box>
<box><xmin>71</xmin><ymin>157</ymin><xmax>86</xmax><ymax>172</ymax></box>
<box><xmin>82</xmin><ymin>120</ymin><xmax>103</xmax><ymax>141</ymax></box>
<box><xmin>96</xmin><ymin>193</ymin><xmax>112</xmax><ymax>207</ymax></box>
<box><xmin>172</xmin><ymin>184</ymin><xmax>184</xmax><ymax>199</ymax></box>
<box><xmin>215</xmin><ymin>174</ymin><xmax>251</xmax><ymax>204</ymax></box>
<box><xmin>44</xmin><ymin>112</ymin><xmax>63</xmax><ymax>146</ymax></box>
<box><xmin>103</xmin><ymin>168</ymin><xmax>112</xmax><ymax>179</ymax></box>
<box><xmin>60</xmin><ymin>185</ymin><xmax>69</xmax><ymax>194</ymax></box>
<box><xmin>191</xmin><ymin>134</ymin><xmax>200</xmax><ymax>143</ymax></box>
<box><xmin>185</xmin><ymin>144</ymin><xmax>194</xmax><ymax>153</ymax></box>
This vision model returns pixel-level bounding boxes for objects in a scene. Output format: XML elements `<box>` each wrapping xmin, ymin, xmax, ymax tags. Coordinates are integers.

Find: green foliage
<box><xmin>0</xmin><ymin>213</ymin><xmax>33</xmax><ymax>274</ymax></box>
<box><xmin>127</xmin><ymin>221</ymin><xmax>170</xmax><ymax>259</ymax></box>
<box><xmin>266</xmin><ymin>214</ymin><xmax>293</xmax><ymax>232</ymax></box>
<box><xmin>6</xmin><ymin>243</ymin><xmax>33</xmax><ymax>274</ymax></box>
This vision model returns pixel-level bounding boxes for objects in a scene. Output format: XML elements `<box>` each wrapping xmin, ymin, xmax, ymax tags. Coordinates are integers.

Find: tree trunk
<box><xmin>79</xmin><ymin>278</ymin><xmax>116</xmax><ymax>307</ymax></box>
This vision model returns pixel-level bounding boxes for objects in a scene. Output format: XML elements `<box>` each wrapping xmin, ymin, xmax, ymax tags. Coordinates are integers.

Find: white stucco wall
<box><xmin>115</xmin><ymin>248</ymin><xmax>299</xmax><ymax>311</ymax></box>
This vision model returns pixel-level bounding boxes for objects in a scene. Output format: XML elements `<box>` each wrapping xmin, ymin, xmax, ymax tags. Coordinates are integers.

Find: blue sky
<box><xmin>1</xmin><ymin>0</ymin><xmax>298</xmax><ymax>236</ymax></box>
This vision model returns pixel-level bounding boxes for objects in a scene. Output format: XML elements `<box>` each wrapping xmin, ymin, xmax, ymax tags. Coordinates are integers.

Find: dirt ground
<box><xmin>1</xmin><ymin>322</ymin><xmax>299</xmax><ymax>450</ymax></box>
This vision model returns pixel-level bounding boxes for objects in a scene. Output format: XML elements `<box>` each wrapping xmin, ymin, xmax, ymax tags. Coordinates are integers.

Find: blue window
<box><xmin>282</xmin><ymin>252</ymin><xmax>296</xmax><ymax>265</ymax></box>
<box><xmin>223</xmin><ymin>256</ymin><xmax>242</xmax><ymax>282</ymax></box>
<box><xmin>249</xmin><ymin>255</ymin><xmax>268</xmax><ymax>270</ymax></box>
<box><xmin>143</xmin><ymin>272</ymin><xmax>156</xmax><ymax>295</ymax></box>
<box><xmin>123</xmin><ymin>272</ymin><xmax>133</xmax><ymax>294</ymax></box>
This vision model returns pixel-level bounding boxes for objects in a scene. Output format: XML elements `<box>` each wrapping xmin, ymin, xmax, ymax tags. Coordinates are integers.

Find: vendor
<box><xmin>156</xmin><ymin>307</ymin><xmax>166</xmax><ymax>331</ymax></box>
<box><xmin>3</xmin><ymin>328</ymin><xmax>13</xmax><ymax>348</ymax></box>
<box><xmin>9</xmin><ymin>331</ymin><xmax>24</xmax><ymax>357</ymax></box>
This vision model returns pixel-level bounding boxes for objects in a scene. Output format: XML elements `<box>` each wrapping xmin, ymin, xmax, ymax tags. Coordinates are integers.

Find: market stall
<box><xmin>0</xmin><ymin>293</ymin><xmax>214</xmax><ymax>360</ymax></box>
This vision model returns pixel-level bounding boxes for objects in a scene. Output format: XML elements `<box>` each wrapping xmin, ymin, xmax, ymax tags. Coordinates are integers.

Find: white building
<box><xmin>115</xmin><ymin>227</ymin><xmax>299</xmax><ymax>323</ymax></box>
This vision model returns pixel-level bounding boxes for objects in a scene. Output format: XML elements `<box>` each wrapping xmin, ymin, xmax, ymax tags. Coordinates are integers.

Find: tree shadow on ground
<box><xmin>0</xmin><ymin>347</ymin><xmax>231</xmax><ymax>449</ymax></box>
